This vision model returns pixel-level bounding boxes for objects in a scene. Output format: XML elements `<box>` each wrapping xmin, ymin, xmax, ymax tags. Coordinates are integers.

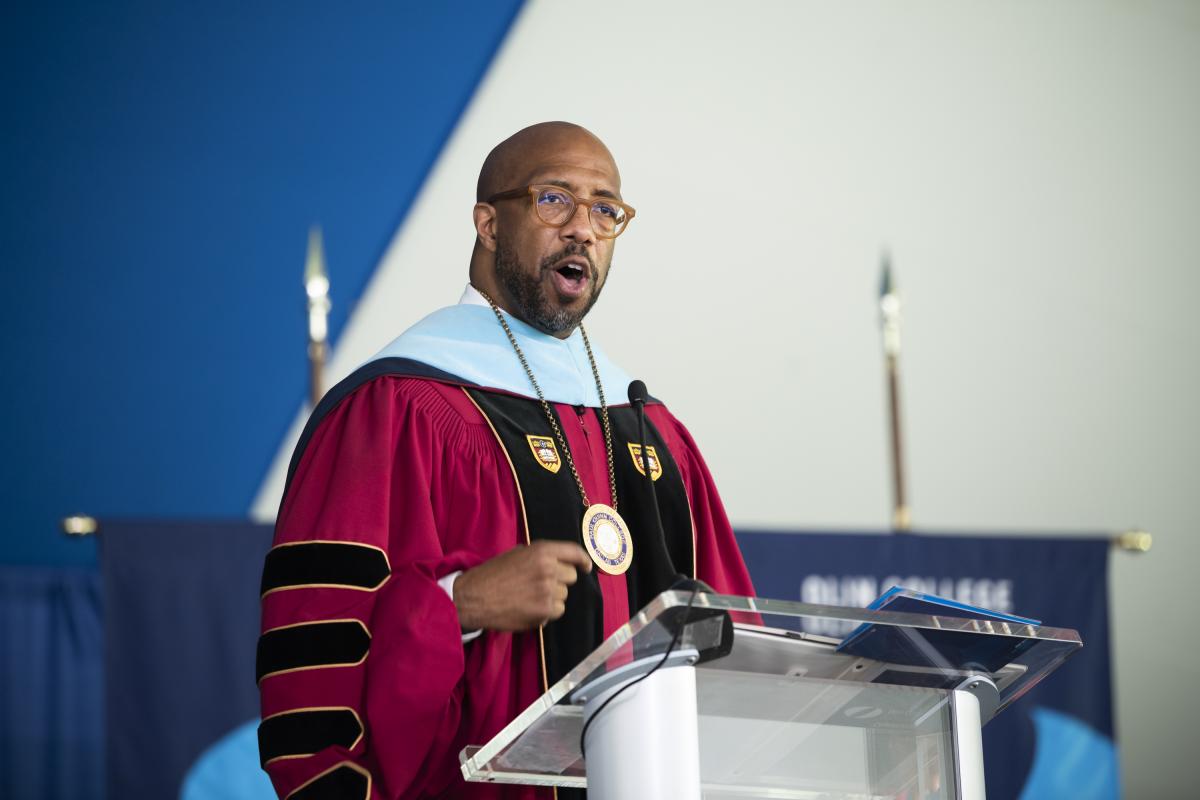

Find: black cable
<box><xmin>578</xmin><ymin>587</ymin><xmax>700</xmax><ymax>760</ymax></box>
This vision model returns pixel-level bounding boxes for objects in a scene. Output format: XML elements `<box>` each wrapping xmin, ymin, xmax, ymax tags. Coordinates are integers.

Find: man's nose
<box><xmin>559</xmin><ymin>202</ymin><xmax>595</xmax><ymax>244</ymax></box>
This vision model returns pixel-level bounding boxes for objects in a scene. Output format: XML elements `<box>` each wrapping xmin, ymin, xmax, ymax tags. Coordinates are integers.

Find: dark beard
<box><xmin>493</xmin><ymin>242</ymin><xmax>605</xmax><ymax>334</ymax></box>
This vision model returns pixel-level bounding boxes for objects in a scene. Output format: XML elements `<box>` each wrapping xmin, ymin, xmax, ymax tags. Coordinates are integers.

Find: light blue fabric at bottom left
<box><xmin>179</xmin><ymin>718</ymin><xmax>274</xmax><ymax>800</ymax></box>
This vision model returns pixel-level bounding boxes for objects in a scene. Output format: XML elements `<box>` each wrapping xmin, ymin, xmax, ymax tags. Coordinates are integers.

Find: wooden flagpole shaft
<box><xmin>308</xmin><ymin>339</ymin><xmax>326</xmax><ymax>409</ymax></box>
<box><xmin>886</xmin><ymin>354</ymin><xmax>909</xmax><ymax>530</ymax></box>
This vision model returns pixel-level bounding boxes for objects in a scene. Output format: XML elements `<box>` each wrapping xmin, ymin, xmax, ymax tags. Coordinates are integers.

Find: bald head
<box><xmin>476</xmin><ymin>122</ymin><xmax>621</xmax><ymax>202</ymax></box>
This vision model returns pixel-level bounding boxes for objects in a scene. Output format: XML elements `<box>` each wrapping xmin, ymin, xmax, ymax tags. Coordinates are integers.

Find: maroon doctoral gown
<box><xmin>257</xmin><ymin>360</ymin><xmax>755</xmax><ymax>799</ymax></box>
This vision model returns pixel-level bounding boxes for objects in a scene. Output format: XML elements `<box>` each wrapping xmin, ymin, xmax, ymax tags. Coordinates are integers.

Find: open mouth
<box><xmin>556</xmin><ymin>262</ymin><xmax>586</xmax><ymax>283</ymax></box>
<box><xmin>550</xmin><ymin>259</ymin><xmax>590</xmax><ymax>299</ymax></box>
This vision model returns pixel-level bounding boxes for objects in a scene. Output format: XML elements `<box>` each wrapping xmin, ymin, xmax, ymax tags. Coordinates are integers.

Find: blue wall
<box><xmin>0</xmin><ymin>2</ymin><xmax>524</xmax><ymax>565</ymax></box>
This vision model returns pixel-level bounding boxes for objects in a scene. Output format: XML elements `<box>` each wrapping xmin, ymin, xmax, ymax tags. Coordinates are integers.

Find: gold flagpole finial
<box><xmin>305</xmin><ymin>226</ymin><xmax>331</xmax><ymax>407</ymax></box>
<box><xmin>879</xmin><ymin>252</ymin><xmax>902</xmax><ymax>358</ymax></box>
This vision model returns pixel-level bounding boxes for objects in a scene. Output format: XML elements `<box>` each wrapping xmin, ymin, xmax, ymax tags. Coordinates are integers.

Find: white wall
<box><xmin>254</xmin><ymin>2</ymin><xmax>1200</xmax><ymax>794</ymax></box>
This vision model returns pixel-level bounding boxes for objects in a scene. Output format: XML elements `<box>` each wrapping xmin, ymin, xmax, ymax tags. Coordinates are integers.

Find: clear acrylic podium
<box><xmin>461</xmin><ymin>590</ymin><xmax>1082</xmax><ymax>799</ymax></box>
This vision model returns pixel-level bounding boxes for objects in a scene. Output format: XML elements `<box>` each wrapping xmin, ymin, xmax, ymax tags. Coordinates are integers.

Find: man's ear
<box><xmin>473</xmin><ymin>203</ymin><xmax>498</xmax><ymax>253</ymax></box>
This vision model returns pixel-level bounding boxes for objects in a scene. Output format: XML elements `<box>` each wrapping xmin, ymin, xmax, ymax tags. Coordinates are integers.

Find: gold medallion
<box><xmin>581</xmin><ymin>504</ymin><xmax>633</xmax><ymax>575</ymax></box>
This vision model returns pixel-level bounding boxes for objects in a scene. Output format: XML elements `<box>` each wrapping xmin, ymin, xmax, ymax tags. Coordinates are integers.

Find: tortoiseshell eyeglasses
<box><xmin>487</xmin><ymin>184</ymin><xmax>636</xmax><ymax>239</ymax></box>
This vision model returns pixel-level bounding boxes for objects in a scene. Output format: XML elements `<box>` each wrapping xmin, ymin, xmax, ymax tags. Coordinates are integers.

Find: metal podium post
<box><xmin>573</xmin><ymin>650</ymin><xmax>702</xmax><ymax>800</ymax></box>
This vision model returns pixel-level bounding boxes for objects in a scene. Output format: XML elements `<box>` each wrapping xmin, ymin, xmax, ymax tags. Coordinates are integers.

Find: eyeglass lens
<box><xmin>534</xmin><ymin>187</ymin><xmax>627</xmax><ymax>236</ymax></box>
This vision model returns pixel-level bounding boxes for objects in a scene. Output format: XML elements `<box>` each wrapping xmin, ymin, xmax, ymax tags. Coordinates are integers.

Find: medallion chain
<box><xmin>478</xmin><ymin>290</ymin><xmax>620</xmax><ymax>512</ymax></box>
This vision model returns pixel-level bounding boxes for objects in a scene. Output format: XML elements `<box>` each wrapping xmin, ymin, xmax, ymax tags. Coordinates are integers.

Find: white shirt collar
<box><xmin>458</xmin><ymin>283</ymin><xmax>490</xmax><ymax>308</ymax></box>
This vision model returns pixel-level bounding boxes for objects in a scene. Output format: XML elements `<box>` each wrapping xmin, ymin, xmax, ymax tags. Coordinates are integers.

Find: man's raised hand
<box><xmin>452</xmin><ymin>540</ymin><xmax>593</xmax><ymax>632</ymax></box>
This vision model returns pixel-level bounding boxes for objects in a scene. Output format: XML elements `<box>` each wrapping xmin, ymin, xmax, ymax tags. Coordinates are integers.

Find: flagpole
<box><xmin>305</xmin><ymin>226</ymin><xmax>331</xmax><ymax>408</ymax></box>
<box><xmin>879</xmin><ymin>253</ymin><xmax>910</xmax><ymax>530</ymax></box>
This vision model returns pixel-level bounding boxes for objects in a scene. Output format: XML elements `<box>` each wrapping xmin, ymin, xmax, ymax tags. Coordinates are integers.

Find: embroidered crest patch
<box><xmin>628</xmin><ymin>443</ymin><xmax>663</xmax><ymax>481</ymax></box>
<box><xmin>527</xmin><ymin>435</ymin><xmax>562</xmax><ymax>474</ymax></box>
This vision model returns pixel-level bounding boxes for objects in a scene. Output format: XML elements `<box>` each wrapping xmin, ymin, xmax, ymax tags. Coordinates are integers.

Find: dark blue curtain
<box><xmin>102</xmin><ymin>521</ymin><xmax>273</xmax><ymax>800</ymax></box>
<box><xmin>0</xmin><ymin>566</ymin><xmax>104</xmax><ymax>800</ymax></box>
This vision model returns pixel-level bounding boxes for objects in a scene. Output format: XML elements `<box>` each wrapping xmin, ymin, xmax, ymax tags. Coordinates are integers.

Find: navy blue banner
<box><xmin>737</xmin><ymin>530</ymin><xmax>1116</xmax><ymax>800</ymax></box>
<box><xmin>101</xmin><ymin>521</ymin><xmax>274</xmax><ymax>800</ymax></box>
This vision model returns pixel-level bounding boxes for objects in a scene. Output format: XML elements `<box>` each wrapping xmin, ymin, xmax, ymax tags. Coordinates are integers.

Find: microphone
<box><xmin>625</xmin><ymin>382</ymin><xmax>721</xmax><ymax>659</ymax></box>
<box><xmin>626</xmin><ymin>381</ymin><xmax>653</xmax><ymax>488</ymax></box>
<box><xmin>627</xmin><ymin>380</ymin><xmax>677</xmax><ymax>579</ymax></box>
<box><xmin>627</xmin><ymin>382</ymin><xmax>714</xmax><ymax>595</ymax></box>
<box><xmin>626</xmin><ymin>380</ymin><xmax>649</xmax><ymax>407</ymax></box>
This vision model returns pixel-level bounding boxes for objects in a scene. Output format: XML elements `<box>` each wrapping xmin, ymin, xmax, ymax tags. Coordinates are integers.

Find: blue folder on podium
<box><xmin>838</xmin><ymin>585</ymin><xmax>1042</xmax><ymax>673</ymax></box>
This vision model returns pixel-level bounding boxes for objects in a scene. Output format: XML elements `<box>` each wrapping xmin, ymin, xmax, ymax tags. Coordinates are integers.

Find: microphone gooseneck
<box><xmin>627</xmin><ymin>380</ymin><xmax>677</xmax><ymax>579</ymax></box>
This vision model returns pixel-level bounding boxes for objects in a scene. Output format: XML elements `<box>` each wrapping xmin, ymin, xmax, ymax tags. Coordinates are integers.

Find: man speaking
<box><xmin>257</xmin><ymin>122</ymin><xmax>755</xmax><ymax>799</ymax></box>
